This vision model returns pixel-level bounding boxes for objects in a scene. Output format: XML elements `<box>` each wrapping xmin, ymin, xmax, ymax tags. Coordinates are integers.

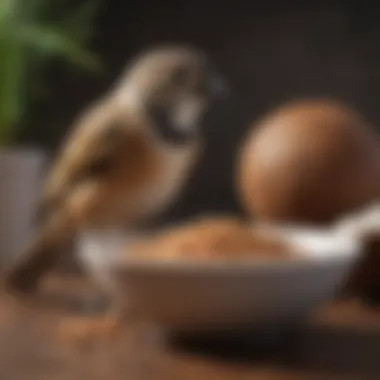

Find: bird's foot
<box><xmin>56</xmin><ymin>311</ymin><xmax>123</xmax><ymax>345</ymax></box>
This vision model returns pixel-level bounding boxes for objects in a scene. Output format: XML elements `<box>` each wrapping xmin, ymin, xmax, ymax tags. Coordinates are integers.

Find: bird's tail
<box><xmin>2</xmin><ymin>212</ymin><xmax>74</xmax><ymax>295</ymax></box>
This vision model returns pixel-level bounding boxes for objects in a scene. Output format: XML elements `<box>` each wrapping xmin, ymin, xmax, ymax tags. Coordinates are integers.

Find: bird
<box><xmin>2</xmin><ymin>45</ymin><xmax>227</xmax><ymax>302</ymax></box>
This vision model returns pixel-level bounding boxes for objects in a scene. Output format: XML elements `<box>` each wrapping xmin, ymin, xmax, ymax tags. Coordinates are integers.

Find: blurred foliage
<box><xmin>0</xmin><ymin>0</ymin><xmax>101</xmax><ymax>145</ymax></box>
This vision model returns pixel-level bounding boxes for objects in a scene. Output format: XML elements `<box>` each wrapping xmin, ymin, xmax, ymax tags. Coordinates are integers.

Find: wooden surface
<box><xmin>0</xmin><ymin>275</ymin><xmax>380</xmax><ymax>380</ymax></box>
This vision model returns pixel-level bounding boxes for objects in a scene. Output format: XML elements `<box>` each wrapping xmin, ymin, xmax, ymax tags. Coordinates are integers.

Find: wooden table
<box><xmin>0</xmin><ymin>274</ymin><xmax>379</xmax><ymax>380</ymax></box>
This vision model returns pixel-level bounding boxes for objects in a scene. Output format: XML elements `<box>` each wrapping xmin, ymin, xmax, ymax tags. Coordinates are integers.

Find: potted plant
<box><xmin>0</xmin><ymin>0</ymin><xmax>101</xmax><ymax>268</ymax></box>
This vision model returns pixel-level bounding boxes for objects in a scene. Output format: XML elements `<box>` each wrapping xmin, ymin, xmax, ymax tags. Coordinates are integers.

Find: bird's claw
<box><xmin>55</xmin><ymin>313</ymin><xmax>122</xmax><ymax>345</ymax></box>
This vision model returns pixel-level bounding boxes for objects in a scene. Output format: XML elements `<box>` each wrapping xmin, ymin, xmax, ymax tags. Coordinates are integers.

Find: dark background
<box><xmin>19</xmin><ymin>0</ymin><xmax>380</xmax><ymax>222</ymax></box>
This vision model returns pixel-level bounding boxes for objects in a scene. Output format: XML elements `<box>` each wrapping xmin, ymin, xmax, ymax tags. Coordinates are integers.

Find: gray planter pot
<box><xmin>0</xmin><ymin>148</ymin><xmax>46</xmax><ymax>269</ymax></box>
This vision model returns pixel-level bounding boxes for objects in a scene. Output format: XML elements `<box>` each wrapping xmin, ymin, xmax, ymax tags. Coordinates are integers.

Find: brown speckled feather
<box><xmin>39</xmin><ymin>99</ymin><xmax>165</xmax><ymax>227</ymax></box>
<box><xmin>4</xmin><ymin>98</ymin><xmax>198</xmax><ymax>293</ymax></box>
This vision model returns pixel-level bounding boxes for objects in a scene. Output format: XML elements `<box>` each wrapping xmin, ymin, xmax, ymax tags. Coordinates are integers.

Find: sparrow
<box><xmin>3</xmin><ymin>45</ymin><xmax>227</xmax><ymax>298</ymax></box>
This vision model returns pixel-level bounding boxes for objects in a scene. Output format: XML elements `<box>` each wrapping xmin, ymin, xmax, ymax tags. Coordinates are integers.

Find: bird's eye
<box><xmin>171</xmin><ymin>65</ymin><xmax>189</xmax><ymax>87</ymax></box>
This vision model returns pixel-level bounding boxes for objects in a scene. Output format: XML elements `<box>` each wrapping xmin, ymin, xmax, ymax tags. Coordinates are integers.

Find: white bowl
<box><xmin>76</xmin><ymin>224</ymin><xmax>362</xmax><ymax>332</ymax></box>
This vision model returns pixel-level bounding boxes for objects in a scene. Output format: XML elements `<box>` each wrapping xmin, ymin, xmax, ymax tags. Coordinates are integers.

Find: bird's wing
<box><xmin>3</xmin><ymin>100</ymin><xmax>146</xmax><ymax>293</ymax></box>
<box><xmin>38</xmin><ymin>99</ymin><xmax>131</xmax><ymax>222</ymax></box>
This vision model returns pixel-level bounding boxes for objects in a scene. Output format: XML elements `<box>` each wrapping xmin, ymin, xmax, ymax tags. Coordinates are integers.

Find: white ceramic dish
<box><xmin>77</xmin><ymin>202</ymin><xmax>380</xmax><ymax>332</ymax></box>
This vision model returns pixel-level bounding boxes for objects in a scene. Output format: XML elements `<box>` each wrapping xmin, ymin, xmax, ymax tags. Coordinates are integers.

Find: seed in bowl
<box><xmin>125</xmin><ymin>216</ymin><xmax>298</xmax><ymax>261</ymax></box>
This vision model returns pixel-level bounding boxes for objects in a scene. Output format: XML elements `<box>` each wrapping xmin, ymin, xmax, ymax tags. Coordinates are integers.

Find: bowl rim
<box><xmin>108</xmin><ymin>251</ymin><xmax>358</xmax><ymax>273</ymax></box>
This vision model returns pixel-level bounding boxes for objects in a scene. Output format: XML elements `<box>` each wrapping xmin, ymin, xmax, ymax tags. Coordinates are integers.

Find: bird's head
<box><xmin>114</xmin><ymin>45</ymin><xmax>228</xmax><ymax>144</ymax></box>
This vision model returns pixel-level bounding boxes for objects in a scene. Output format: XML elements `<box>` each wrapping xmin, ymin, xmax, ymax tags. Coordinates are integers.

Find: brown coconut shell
<box><xmin>236</xmin><ymin>98</ymin><xmax>380</xmax><ymax>225</ymax></box>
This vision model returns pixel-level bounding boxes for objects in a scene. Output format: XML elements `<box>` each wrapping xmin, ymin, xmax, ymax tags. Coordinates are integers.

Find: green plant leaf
<box><xmin>0</xmin><ymin>0</ymin><xmax>17</xmax><ymax>21</ymax></box>
<box><xmin>58</xmin><ymin>0</ymin><xmax>101</xmax><ymax>44</ymax></box>
<box><xmin>15</xmin><ymin>24</ymin><xmax>101</xmax><ymax>72</ymax></box>
<box><xmin>0</xmin><ymin>37</ymin><xmax>27</xmax><ymax>144</ymax></box>
<box><xmin>20</xmin><ymin>0</ymin><xmax>51</xmax><ymax>23</ymax></box>
<box><xmin>0</xmin><ymin>0</ymin><xmax>102</xmax><ymax>145</ymax></box>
